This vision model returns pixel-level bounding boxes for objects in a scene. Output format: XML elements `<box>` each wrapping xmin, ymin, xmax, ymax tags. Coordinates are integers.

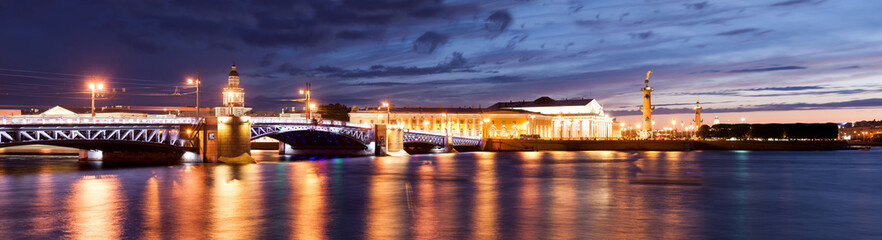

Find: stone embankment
<box><xmin>484</xmin><ymin>139</ymin><xmax>851</xmax><ymax>151</ymax></box>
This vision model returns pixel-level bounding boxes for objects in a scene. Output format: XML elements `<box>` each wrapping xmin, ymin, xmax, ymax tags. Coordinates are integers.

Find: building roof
<box><xmin>488</xmin><ymin>96</ymin><xmax>595</xmax><ymax>109</ymax></box>
<box><xmin>229</xmin><ymin>64</ymin><xmax>239</xmax><ymax>77</ymax></box>
<box><xmin>34</xmin><ymin>106</ymin><xmax>146</xmax><ymax>115</ymax></box>
<box><xmin>355</xmin><ymin>107</ymin><xmax>537</xmax><ymax>114</ymax></box>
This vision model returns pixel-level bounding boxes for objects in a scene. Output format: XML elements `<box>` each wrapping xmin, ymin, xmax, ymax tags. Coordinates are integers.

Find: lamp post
<box><xmin>381</xmin><ymin>100</ymin><xmax>390</xmax><ymax>124</ymax></box>
<box><xmin>299</xmin><ymin>82</ymin><xmax>312</xmax><ymax>120</ymax></box>
<box><xmin>187</xmin><ymin>72</ymin><xmax>200</xmax><ymax>117</ymax></box>
<box><xmin>483</xmin><ymin>118</ymin><xmax>490</xmax><ymax>138</ymax></box>
<box><xmin>88</xmin><ymin>82</ymin><xmax>104</xmax><ymax>117</ymax></box>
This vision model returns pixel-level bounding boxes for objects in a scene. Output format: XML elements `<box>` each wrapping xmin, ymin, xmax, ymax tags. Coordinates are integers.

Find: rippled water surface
<box><xmin>0</xmin><ymin>149</ymin><xmax>880</xmax><ymax>239</ymax></box>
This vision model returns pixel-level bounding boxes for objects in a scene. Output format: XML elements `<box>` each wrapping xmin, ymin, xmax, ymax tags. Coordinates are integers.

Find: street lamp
<box><xmin>381</xmin><ymin>100</ymin><xmax>390</xmax><ymax>124</ymax></box>
<box><xmin>442</xmin><ymin>113</ymin><xmax>448</xmax><ymax>134</ymax></box>
<box><xmin>299</xmin><ymin>82</ymin><xmax>312</xmax><ymax>120</ymax></box>
<box><xmin>483</xmin><ymin>118</ymin><xmax>490</xmax><ymax>138</ymax></box>
<box><xmin>88</xmin><ymin>82</ymin><xmax>104</xmax><ymax>117</ymax></box>
<box><xmin>187</xmin><ymin>72</ymin><xmax>200</xmax><ymax>117</ymax></box>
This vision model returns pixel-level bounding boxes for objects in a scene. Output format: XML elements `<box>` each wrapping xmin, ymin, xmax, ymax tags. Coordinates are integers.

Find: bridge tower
<box><xmin>202</xmin><ymin>63</ymin><xmax>255</xmax><ymax>163</ymax></box>
<box><xmin>216</xmin><ymin>63</ymin><xmax>251</xmax><ymax>117</ymax></box>
<box><xmin>639</xmin><ymin>71</ymin><xmax>655</xmax><ymax>137</ymax></box>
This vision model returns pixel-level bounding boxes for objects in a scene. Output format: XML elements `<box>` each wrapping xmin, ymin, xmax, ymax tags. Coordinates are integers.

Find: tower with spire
<box><xmin>639</xmin><ymin>71</ymin><xmax>655</xmax><ymax>137</ymax></box>
<box><xmin>216</xmin><ymin>63</ymin><xmax>251</xmax><ymax>116</ymax></box>
<box><xmin>693</xmin><ymin>96</ymin><xmax>702</xmax><ymax>129</ymax></box>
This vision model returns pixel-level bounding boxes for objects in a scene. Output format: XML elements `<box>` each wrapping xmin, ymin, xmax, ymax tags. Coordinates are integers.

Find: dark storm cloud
<box><xmin>317</xmin><ymin>52</ymin><xmax>474</xmax><ymax>78</ymax></box>
<box><xmin>413</xmin><ymin>31</ymin><xmax>449</xmax><ymax>54</ymax></box>
<box><xmin>683</xmin><ymin>2</ymin><xmax>710</xmax><ymax>10</ymax></box>
<box><xmin>628</xmin><ymin>31</ymin><xmax>654</xmax><ymax>40</ymax></box>
<box><xmin>670</xmin><ymin>86</ymin><xmax>825</xmax><ymax>96</ymax></box>
<box><xmin>771</xmin><ymin>0</ymin><xmax>814</xmax><ymax>7</ymax></box>
<box><xmin>485</xmin><ymin>10</ymin><xmax>513</xmax><ymax>33</ymax></box>
<box><xmin>728</xmin><ymin>66</ymin><xmax>806</xmax><ymax>73</ymax></box>
<box><xmin>608</xmin><ymin>98</ymin><xmax>882</xmax><ymax>116</ymax></box>
<box><xmin>716</xmin><ymin>28</ymin><xmax>758</xmax><ymax>36</ymax></box>
<box><xmin>349</xmin><ymin>75</ymin><xmax>522</xmax><ymax>86</ymax></box>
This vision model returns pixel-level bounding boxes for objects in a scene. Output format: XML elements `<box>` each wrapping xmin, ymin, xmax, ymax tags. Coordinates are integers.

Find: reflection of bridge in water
<box><xmin>0</xmin><ymin>116</ymin><xmax>483</xmax><ymax>163</ymax></box>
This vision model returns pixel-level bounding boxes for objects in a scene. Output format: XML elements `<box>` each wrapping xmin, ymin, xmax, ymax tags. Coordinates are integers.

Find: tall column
<box><xmin>641</xmin><ymin>71</ymin><xmax>655</xmax><ymax>133</ymax></box>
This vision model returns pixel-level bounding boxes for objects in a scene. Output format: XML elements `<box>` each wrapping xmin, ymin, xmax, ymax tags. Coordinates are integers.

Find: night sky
<box><xmin>1</xmin><ymin>0</ymin><xmax>880</xmax><ymax>123</ymax></box>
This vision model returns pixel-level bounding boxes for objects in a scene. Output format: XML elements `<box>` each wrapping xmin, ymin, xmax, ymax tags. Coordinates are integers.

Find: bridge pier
<box><xmin>375</xmin><ymin>124</ymin><xmax>408</xmax><ymax>156</ymax></box>
<box><xmin>202</xmin><ymin>116</ymin><xmax>254</xmax><ymax>163</ymax></box>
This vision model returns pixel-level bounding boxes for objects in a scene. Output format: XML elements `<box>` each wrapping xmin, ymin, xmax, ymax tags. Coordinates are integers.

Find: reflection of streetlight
<box><xmin>187</xmin><ymin>73</ymin><xmax>200</xmax><ymax>117</ymax></box>
<box><xmin>88</xmin><ymin>82</ymin><xmax>104</xmax><ymax>117</ymax></box>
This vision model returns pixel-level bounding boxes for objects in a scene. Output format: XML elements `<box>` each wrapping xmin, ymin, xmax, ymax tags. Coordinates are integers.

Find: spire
<box><xmin>645</xmin><ymin>71</ymin><xmax>651</xmax><ymax>87</ymax></box>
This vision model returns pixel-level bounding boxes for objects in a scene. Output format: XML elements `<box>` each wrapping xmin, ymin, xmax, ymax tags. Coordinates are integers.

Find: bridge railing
<box><xmin>250</xmin><ymin>117</ymin><xmax>373</xmax><ymax>129</ymax></box>
<box><xmin>0</xmin><ymin>116</ymin><xmax>199</xmax><ymax>125</ymax></box>
<box><xmin>402</xmin><ymin>128</ymin><xmax>483</xmax><ymax>140</ymax></box>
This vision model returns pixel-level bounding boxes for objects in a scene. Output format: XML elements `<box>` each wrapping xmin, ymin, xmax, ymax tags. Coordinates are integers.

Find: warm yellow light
<box><xmin>88</xmin><ymin>83</ymin><xmax>95</xmax><ymax>90</ymax></box>
<box><xmin>483</xmin><ymin>118</ymin><xmax>490</xmax><ymax>123</ymax></box>
<box><xmin>381</xmin><ymin>102</ymin><xmax>389</xmax><ymax>107</ymax></box>
<box><xmin>97</xmin><ymin>83</ymin><xmax>104</xmax><ymax>90</ymax></box>
<box><xmin>423</xmin><ymin>120</ymin><xmax>429</xmax><ymax>125</ymax></box>
<box><xmin>636</xmin><ymin>124</ymin><xmax>642</xmax><ymax>128</ymax></box>
<box><xmin>299</xmin><ymin>90</ymin><xmax>305</xmax><ymax>94</ymax></box>
<box><xmin>620</xmin><ymin>123</ymin><xmax>625</xmax><ymax>127</ymax></box>
<box><xmin>309</xmin><ymin>103</ymin><xmax>317</xmax><ymax>109</ymax></box>
<box><xmin>651</xmin><ymin>121</ymin><xmax>656</xmax><ymax>125</ymax></box>
<box><xmin>672</xmin><ymin>120</ymin><xmax>677</xmax><ymax>125</ymax></box>
<box><xmin>186</xmin><ymin>129</ymin><xmax>192</xmax><ymax>134</ymax></box>
<box><xmin>442</xmin><ymin>113</ymin><xmax>447</xmax><ymax>117</ymax></box>
<box><xmin>187</xmin><ymin>78</ymin><xmax>194</xmax><ymax>84</ymax></box>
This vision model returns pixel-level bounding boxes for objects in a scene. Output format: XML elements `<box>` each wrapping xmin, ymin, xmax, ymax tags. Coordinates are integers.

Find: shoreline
<box><xmin>482</xmin><ymin>139</ymin><xmax>856</xmax><ymax>151</ymax></box>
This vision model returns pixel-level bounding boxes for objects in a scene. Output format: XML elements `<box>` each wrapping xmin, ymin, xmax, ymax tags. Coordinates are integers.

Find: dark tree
<box><xmin>696</xmin><ymin>124</ymin><xmax>710</xmax><ymax>139</ymax></box>
<box><xmin>318</xmin><ymin>103</ymin><xmax>350</xmax><ymax>122</ymax></box>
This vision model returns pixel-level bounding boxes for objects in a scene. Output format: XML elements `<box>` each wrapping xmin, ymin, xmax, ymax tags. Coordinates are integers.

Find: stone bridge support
<box><xmin>203</xmin><ymin>116</ymin><xmax>254</xmax><ymax>163</ymax></box>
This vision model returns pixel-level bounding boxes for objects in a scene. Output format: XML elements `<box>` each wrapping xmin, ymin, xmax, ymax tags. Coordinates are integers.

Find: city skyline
<box><xmin>1</xmin><ymin>1</ymin><xmax>880</xmax><ymax>123</ymax></box>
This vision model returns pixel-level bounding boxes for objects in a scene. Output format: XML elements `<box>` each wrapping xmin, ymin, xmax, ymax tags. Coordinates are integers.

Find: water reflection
<box><xmin>0</xmin><ymin>150</ymin><xmax>879</xmax><ymax>239</ymax></box>
<box><xmin>366</xmin><ymin>157</ymin><xmax>410</xmax><ymax>240</ymax></box>
<box><xmin>66</xmin><ymin>175</ymin><xmax>123</xmax><ymax>240</ymax></box>
<box><xmin>210</xmin><ymin>164</ymin><xmax>264</xmax><ymax>239</ymax></box>
<box><xmin>471</xmin><ymin>154</ymin><xmax>498</xmax><ymax>239</ymax></box>
<box><xmin>291</xmin><ymin>161</ymin><xmax>328</xmax><ymax>240</ymax></box>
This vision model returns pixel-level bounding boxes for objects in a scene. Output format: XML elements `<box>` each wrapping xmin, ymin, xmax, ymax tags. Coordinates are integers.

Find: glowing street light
<box><xmin>299</xmin><ymin>82</ymin><xmax>312</xmax><ymax>120</ymax></box>
<box><xmin>187</xmin><ymin>72</ymin><xmax>201</xmax><ymax>117</ymax></box>
<box><xmin>381</xmin><ymin>100</ymin><xmax>391</xmax><ymax>124</ymax></box>
<box><xmin>88</xmin><ymin>82</ymin><xmax>104</xmax><ymax>117</ymax></box>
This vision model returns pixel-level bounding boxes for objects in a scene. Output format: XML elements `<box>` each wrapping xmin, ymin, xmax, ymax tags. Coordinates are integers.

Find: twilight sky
<box><xmin>1</xmin><ymin>0</ymin><xmax>881</xmax><ymax>123</ymax></box>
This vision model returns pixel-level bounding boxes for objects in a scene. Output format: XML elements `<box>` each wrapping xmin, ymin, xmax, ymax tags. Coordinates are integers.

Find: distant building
<box><xmin>30</xmin><ymin>106</ymin><xmax>146</xmax><ymax>117</ymax></box>
<box><xmin>215</xmin><ymin>64</ymin><xmax>252</xmax><ymax>117</ymax></box>
<box><xmin>489</xmin><ymin>97</ymin><xmax>616</xmax><ymax>139</ymax></box>
<box><xmin>840</xmin><ymin>120</ymin><xmax>882</xmax><ymax>141</ymax></box>
<box><xmin>349</xmin><ymin>96</ymin><xmax>618</xmax><ymax>139</ymax></box>
<box><xmin>0</xmin><ymin>109</ymin><xmax>20</xmax><ymax>117</ymax></box>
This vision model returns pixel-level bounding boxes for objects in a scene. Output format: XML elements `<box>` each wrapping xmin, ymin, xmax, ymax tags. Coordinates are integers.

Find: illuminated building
<box><xmin>214</xmin><ymin>64</ymin><xmax>251</xmax><ymax>116</ymax></box>
<box><xmin>348</xmin><ymin>97</ymin><xmax>617</xmax><ymax>139</ymax></box>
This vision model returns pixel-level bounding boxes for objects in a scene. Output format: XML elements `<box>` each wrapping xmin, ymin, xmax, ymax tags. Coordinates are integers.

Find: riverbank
<box><xmin>483</xmin><ymin>139</ymin><xmax>852</xmax><ymax>151</ymax></box>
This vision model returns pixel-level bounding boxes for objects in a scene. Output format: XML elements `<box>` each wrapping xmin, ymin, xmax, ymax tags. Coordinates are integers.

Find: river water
<box><xmin>0</xmin><ymin>149</ymin><xmax>880</xmax><ymax>239</ymax></box>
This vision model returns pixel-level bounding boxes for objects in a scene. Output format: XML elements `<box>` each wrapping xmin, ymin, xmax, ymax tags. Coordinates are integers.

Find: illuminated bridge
<box><xmin>0</xmin><ymin>116</ymin><xmax>483</xmax><ymax>162</ymax></box>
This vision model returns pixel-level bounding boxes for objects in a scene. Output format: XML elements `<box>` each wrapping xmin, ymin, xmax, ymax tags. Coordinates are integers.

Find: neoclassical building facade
<box><xmin>349</xmin><ymin>97</ymin><xmax>618</xmax><ymax>139</ymax></box>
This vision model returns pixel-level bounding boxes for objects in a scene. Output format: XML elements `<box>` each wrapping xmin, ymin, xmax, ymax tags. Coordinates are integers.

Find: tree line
<box><xmin>696</xmin><ymin>123</ymin><xmax>838</xmax><ymax>140</ymax></box>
